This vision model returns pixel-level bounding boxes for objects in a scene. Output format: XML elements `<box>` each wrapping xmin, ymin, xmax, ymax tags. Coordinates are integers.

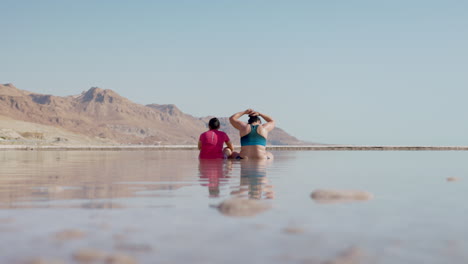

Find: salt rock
<box><xmin>217</xmin><ymin>198</ymin><xmax>271</xmax><ymax>217</ymax></box>
<box><xmin>24</xmin><ymin>257</ymin><xmax>65</xmax><ymax>264</ymax></box>
<box><xmin>310</xmin><ymin>189</ymin><xmax>373</xmax><ymax>203</ymax></box>
<box><xmin>72</xmin><ymin>249</ymin><xmax>107</xmax><ymax>262</ymax></box>
<box><xmin>447</xmin><ymin>177</ymin><xmax>460</xmax><ymax>182</ymax></box>
<box><xmin>282</xmin><ymin>226</ymin><xmax>305</xmax><ymax>234</ymax></box>
<box><xmin>105</xmin><ymin>253</ymin><xmax>137</xmax><ymax>264</ymax></box>
<box><xmin>54</xmin><ymin>229</ymin><xmax>86</xmax><ymax>240</ymax></box>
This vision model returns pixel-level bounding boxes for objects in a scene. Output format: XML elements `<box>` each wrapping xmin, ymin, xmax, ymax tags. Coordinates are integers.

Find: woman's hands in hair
<box><xmin>244</xmin><ymin>109</ymin><xmax>255</xmax><ymax>115</ymax></box>
<box><xmin>245</xmin><ymin>109</ymin><xmax>262</xmax><ymax>117</ymax></box>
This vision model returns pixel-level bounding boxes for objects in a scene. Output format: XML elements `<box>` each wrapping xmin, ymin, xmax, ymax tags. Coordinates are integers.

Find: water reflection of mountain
<box><xmin>0</xmin><ymin>151</ymin><xmax>199</xmax><ymax>208</ymax></box>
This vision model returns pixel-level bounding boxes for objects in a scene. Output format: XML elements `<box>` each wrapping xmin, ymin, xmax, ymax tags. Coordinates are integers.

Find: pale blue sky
<box><xmin>1</xmin><ymin>0</ymin><xmax>467</xmax><ymax>145</ymax></box>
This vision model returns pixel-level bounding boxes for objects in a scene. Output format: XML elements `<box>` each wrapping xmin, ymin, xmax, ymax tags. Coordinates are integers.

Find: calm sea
<box><xmin>1</xmin><ymin>150</ymin><xmax>467</xmax><ymax>263</ymax></box>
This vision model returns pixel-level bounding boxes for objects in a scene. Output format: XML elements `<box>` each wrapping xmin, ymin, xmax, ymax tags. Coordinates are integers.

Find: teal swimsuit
<box><xmin>241</xmin><ymin>125</ymin><xmax>267</xmax><ymax>146</ymax></box>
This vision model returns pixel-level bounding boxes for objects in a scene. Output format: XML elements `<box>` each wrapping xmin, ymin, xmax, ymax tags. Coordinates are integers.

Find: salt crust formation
<box><xmin>216</xmin><ymin>198</ymin><xmax>272</xmax><ymax>217</ymax></box>
<box><xmin>311</xmin><ymin>189</ymin><xmax>374</xmax><ymax>203</ymax></box>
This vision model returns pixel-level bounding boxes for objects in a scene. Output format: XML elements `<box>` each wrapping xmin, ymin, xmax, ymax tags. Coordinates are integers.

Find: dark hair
<box><xmin>208</xmin><ymin>117</ymin><xmax>220</xmax><ymax>130</ymax></box>
<box><xmin>248</xmin><ymin>115</ymin><xmax>261</xmax><ymax>124</ymax></box>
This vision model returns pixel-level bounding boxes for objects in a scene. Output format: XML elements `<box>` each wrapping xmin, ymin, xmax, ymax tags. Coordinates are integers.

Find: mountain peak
<box><xmin>0</xmin><ymin>83</ymin><xmax>24</xmax><ymax>96</ymax></box>
<box><xmin>79</xmin><ymin>87</ymin><xmax>122</xmax><ymax>103</ymax></box>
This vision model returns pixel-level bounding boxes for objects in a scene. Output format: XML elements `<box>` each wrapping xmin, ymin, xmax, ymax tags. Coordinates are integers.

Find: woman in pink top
<box><xmin>198</xmin><ymin>118</ymin><xmax>235</xmax><ymax>159</ymax></box>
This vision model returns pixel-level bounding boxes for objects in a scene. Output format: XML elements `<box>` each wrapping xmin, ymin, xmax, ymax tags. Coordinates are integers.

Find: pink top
<box><xmin>199</xmin><ymin>130</ymin><xmax>230</xmax><ymax>159</ymax></box>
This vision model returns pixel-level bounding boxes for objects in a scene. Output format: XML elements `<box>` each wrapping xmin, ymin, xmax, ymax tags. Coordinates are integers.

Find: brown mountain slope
<box><xmin>0</xmin><ymin>83</ymin><xmax>307</xmax><ymax>145</ymax></box>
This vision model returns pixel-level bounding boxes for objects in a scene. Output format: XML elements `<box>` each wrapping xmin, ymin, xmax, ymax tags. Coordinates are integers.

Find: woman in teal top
<box><xmin>229</xmin><ymin>109</ymin><xmax>275</xmax><ymax>160</ymax></box>
<box><xmin>240</xmin><ymin>123</ymin><xmax>267</xmax><ymax>147</ymax></box>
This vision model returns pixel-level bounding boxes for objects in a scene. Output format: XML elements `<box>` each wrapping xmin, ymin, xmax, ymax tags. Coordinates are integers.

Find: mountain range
<box><xmin>0</xmin><ymin>83</ymin><xmax>306</xmax><ymax>145</ymax></box>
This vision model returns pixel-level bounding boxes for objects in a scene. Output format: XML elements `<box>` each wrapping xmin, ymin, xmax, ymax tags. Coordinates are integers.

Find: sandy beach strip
<box><xmin>2</xmin><ymin>145</ymin><xmax>468</xmax><ymax>151</ymax></box>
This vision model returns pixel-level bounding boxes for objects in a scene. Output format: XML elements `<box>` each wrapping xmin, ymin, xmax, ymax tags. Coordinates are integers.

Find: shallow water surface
<box><xmin>0</xmin><ymin>150</ymin><xmax>467</xmax><ymax>263</ymax></box>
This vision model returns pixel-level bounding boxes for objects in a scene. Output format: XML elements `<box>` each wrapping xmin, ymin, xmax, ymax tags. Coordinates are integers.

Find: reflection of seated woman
<box><xmin>198</xmin><ymin>118</ymin><xmax>234</xmax><ymax>159</ymax></box>
<box><xmin>231</xmin><ymin>160</ymin><xmax>275</xmax><ymax>199</ymax></box>
<box><xmin>198</xmin><ymin>159</ymin><xmax>231</xmax><ymax>197</ymax></box>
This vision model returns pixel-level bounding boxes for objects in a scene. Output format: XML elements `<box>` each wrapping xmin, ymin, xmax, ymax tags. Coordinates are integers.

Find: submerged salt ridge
<box><xmin>1</xmin><ymin>150</ymin><xmax>468</xmax><ymax>264</ymax></box>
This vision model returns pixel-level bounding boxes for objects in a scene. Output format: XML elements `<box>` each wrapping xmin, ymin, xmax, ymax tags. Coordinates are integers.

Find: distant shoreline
<box><xmin>2</xmin><ymin>145</ymin><xmax>468</xmax><ymax>151</ymax></box>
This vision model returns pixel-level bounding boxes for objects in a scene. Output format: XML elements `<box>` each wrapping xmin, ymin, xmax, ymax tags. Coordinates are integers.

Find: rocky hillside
<box><xmin>0</xmin><ymin>83</ymin><xmax>306</xmax><ymax>145</ymax></box>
